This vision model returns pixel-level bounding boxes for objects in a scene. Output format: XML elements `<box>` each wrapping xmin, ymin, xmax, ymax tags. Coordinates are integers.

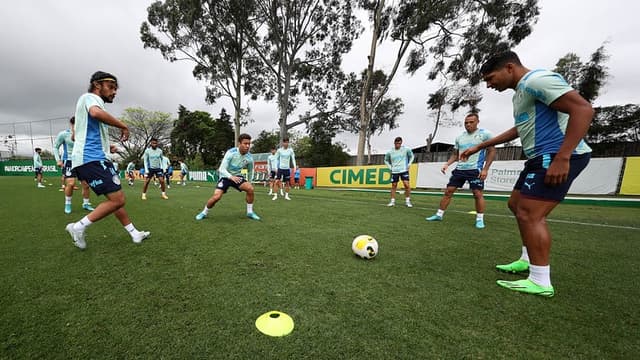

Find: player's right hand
<box><xmin>459</xmin><ymin>146</ymin><xmax>479</xmax><ymax>161</ymax></box>
<box><xmin>120</xmin><ymin>127</ymin><xmax>130</xmax><ymax>142</ymax></box>
<box><xmin>440</xmin><ymin>164</ymin><xmax>448</xmax><ymax>174</ymax></box>
<box><xmin>57</xmin><ymin>161</ymin><xmax>63</xmax><ymax>167</ymax></box>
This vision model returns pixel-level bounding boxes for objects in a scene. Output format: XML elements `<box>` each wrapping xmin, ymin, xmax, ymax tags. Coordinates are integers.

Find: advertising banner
<box><xmin>417</xmin><ymin>158</ymin><xmax>623</xmax><ymax>195</ymax></box>
<box><xmin>620</xmin><ymin>157</ymin><xmax>640</xmax><ymax>195</ymax></box>
<box><xmin>0</xmin><ymin>160</ymin><xmax>59</xmax><ymax>176</ymax></box>
<box><xmin>316</xmin><ymin>164</ymin><xmax>417</xmax><ymax>188</ymax></box>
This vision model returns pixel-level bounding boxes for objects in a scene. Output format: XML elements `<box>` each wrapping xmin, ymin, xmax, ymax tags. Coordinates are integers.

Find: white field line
<box><xmin>296</xmin><ymin>192</ymin><xmax>640</xmax><ymax>231</ymax></box>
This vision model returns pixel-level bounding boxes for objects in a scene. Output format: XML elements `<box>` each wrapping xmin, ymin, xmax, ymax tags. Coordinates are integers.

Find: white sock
<box><xmin>73</xmin><ymin>216</ymin><xmax>93</xmax><ymax>231</ymax></box>
<box><xmin>436</xmin><ymin>209</ymin><xmax>445</xmax><ymax>217</ymax></box>
<box><xmin>162</xmin><ymin>192</ymin><xmax>166</xmax><ymax>196</ymax></box>
<box><xmin>247</xmin><ymin>203</ymin><xmax>254</xmax><ymax>213</ymax></box>
<box><xmin>405</xmin><ymin>197</ymin><xmax>411</xmax><ymax>203</ymax></box>
<box><xmin>476</xmin><ymin>213</ymin><xmax>484</xmax><ymax>220</ymax></box>
<box><xmin>124</xmin><ymin>223</ymin><xmax>138</xmax><ymax>235</ymax></box>
<box><xmin>520</xmin><ymin>246</ymin><xmax>530</xmax><ymax>262</ymax></box>
<box><xmin>83</xmin><ymin>198</ymin><xmax>90</xmax><ymax>205</ymax></box>
<box><xmin>202</xmin><ymin>206</ymin><xmax>209</xmax><ymax>215</ymax></box>
<box><xmin>390</xmin><ymin>198</ymin><xmax>395</xmax><ymax>203</ymax></box>
<box><xmin>528</xmin><ymin>264</ymin><xmax>551</xmax><ymax>287</ymax></box>
<box><xmin>65</xmin><ymin>196</ymin><xmax>72</xmax><ymax>205</ymax></box>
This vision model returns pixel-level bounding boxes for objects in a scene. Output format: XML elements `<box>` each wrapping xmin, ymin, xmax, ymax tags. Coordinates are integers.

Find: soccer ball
<box><xmin>352</xmin><ymin>235</ymin><xmax>378</xmax><ymax>259</ymax></box>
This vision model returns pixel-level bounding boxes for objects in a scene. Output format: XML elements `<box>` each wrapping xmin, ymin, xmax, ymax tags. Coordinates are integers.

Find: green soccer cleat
<box><xmin>425</xmin><ymin>214</ymin><xmax>442</xmax><ymax>221</ymax></box>
<box><xmin>64</xmin><ymin>204</ymin><xmax>72</xmax><ymax>214</ymax></box>
<box><xmin>83</xmin><ymin>203</ymin><xmax>95</xmax><ymax>211</ymax></box>
<box><xmin>475</xmin><ymin>219</ymin><xmax>485</xmax><ymax>229</ymax></box>
<box><xmin>247</xmin><ymin>212</ymin><xmax>261</xmax><ymax>221</ymax></box>
<box><xmin>496</xmin><ymin>259</ymin><xmax>529</xmax><ymax>274</ymax></box>
<box><xmin>195</xmin><ymin>212</ymin><xmax>207</xmax><ymax>221</ymax></box>
<box><xmin>496</xmin><ymin>279</ymin><xmax>555</xmax><ymax>297</ymax></box>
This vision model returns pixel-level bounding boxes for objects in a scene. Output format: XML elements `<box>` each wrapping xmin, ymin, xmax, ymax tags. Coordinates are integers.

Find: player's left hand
<box><xmin>230</xmin><ymin>176</ymin><xmax>242</xmax><ymax>184</ymax></box>
<box><xmin>479</xmin><ymin>169</ymin><xmax>488</xmax><ymax>181</ymax></box>
<box><xmin>544</xmin><ymin>157</ymin><xmax>570</xmax><ymax>186</ymax></box>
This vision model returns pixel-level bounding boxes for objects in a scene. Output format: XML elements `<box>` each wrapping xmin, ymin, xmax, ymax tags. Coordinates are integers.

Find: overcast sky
<box><xmin>0</xmin><ymin>0</ymin><xmax>638</xmax><ymax>156</ymax></box>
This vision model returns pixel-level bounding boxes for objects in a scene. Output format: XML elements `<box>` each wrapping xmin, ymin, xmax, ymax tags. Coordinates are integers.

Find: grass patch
<box><xmin>1</xmin><ymin>177</ymin><xmax>639</xmax><ymax>359</ymax></box>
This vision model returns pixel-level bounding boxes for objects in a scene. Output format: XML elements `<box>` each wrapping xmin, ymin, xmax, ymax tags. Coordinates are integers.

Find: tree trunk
<box><xmin>357</xmin><ymin>0</ymin><xmax>384</xmax><ymax>165</ymax></box>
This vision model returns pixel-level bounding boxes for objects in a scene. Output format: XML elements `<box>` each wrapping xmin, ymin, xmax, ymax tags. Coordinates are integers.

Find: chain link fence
<box><xmin>0</xmin><ymin>117</ymin><xmax>70</xmax><ymax>160</ymax></box>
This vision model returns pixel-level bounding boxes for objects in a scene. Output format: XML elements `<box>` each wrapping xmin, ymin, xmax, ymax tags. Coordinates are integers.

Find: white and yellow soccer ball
<box><xmin>352</xmin><ymin>235</ymin><xmax>378</xmax><ymax>259</ymax></box>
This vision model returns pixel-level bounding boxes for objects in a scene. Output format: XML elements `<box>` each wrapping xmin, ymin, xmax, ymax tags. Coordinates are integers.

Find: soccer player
<box><xmin>384</xmin><ymin>137</ymin><xmax>414</xmax><ymax>207</ymax></box>
<box><xmin>65</xmin><ymin>71</ymin><xmax>150</xmax><ymax>249</ymax></box>
<box><xmin>273</xmin><ymin>138</ymin><xmax>296</xmax><ymax>201</ymax></box>
<box><xmin>33</xmin><ymin>148</ymin><xmax>45</xmax><ymax>188</ymax></box>
<box><xmin>162</xmin><ymin>155</ymin><xmax>172</xmax><ymax>188</ymax></box>
<box><xmin>425</xmin><ymin>113</ymin><xmax>495</xmax><ymax>228</ymax></box>
<box><xmin>460</xmin><ymin>51</ymin><xmax>593</xmax><ymax>297</ymax></box>
<box><xmin>178</xmin><ymin>160</ymin><xmax>188</xmax><ymax>185</ymax></box>
<box><xmin>267</xmin><ymin>147</ymin><xmax>278</xmax><ymax>195</ymax></box>
<box><xmin>53</xmin><ymin>116</ymin><xmax>94</xmax><ymax>213</ymax></box>
<box><xmin>293</xmin><ymin>167</ymin><xmax>301</xmax><ymax>189</ymax></box>
<box><xmin>141</xmin><ymin>138</ymin><xmax>168</xmax><ymax>200</ymax></box>
<box><xmin>125</xmin><ymin>161</ymin><xmax>136</xmax><ymax>186</ymax></box>
<box><xmin>195</xmin><ymin>133</ymin><xmax>261</xmax><ymax>221</ymax></box>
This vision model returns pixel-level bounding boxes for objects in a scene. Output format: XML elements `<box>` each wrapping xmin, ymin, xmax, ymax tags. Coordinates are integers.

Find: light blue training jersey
<box><xmin>454</xmin><ymin>129</ymin><xmax>493</xmax><ymax>170</ymax></box>
<box><xmin>72</xmin><ymin>93</ymin><xmax>110</xmax><ymax>168</ymax></box>
<box><xmin>276</xmin><ymin>147</ymin><xmax>296</xmax><ymax>169</ymax></box>
<box><xmin>384</xmin><ymin>146</ymin><xmax>414</xmax><ymax>174</ymax></box>
<box><xmin>161</xmin><ymin>156</ymin><xmax>170</xmax><ymax>171</ymax></box>
<box><xmin>219</xmin><ymin>147</ymin><xmax>254</xmax><ymax>180</ymax></box>
<box><xmin>143</xmin><ymin>147</ymin><xmax>164</xmax><ymax>171</ymax></box>
<box><xmin>267</xmin><ymin>154</ymin><xmax>278</xmax><ymax>172</ymax></box>
<box><xmin>513</xmin><ymin>69</ymin><xmax>592</xmax><ymax>159</ymax></box>
<box><xmin>33</xmin><ymin>152</ymin><xmax>42</xmax><ymax>168</ymax></box>
<box><xmin>53</xmin><ymin>129</ymin><xmax>74</xmax><ymax>163</ymax></box>
<box><xmin>180</xmin><ymin>162</ymin><xmax>188</xmax><ymax>172</ymax></box>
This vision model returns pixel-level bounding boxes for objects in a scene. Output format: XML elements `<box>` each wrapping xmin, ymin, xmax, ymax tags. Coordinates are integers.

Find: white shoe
<box><xmin>37</xmin><ymin>183</ymin><xmax>46</xmax><ymax>188</ymax></box>
<box><xmin>131</xmin><ymin>231</ymin><xmax>150</xmax><ymax>244</ymax></box>
<box><xmin>406</xmin><ymin>202</ymin><xmax>413</xmax><ymax>208</ymax></box>
<box><xmin>280</xmin><ymin>190</ymin><xmax>284</xmax><ymax>196</ymax></box>
<box><xmin>268</xmin><ymin>190</ymin><xmax>273</xmax><ymax>195</ymax></box>
<box><xmin>386</xmin><ymin>202</ymin><xmax>395</xmax><ymax>207</ymax></box>
<box><xmin>272</xmin><ymin>194</ymin><xmax>278</xmax><ymax>201</ymax></box>
<box><xmin>65</xmin><ymin>223</ymin><xmax>86</xmax><ymax>250</ymax></box>
<box><xmin>285</xmin><ymin>194</ymin><xmax>291</xmax><ymax>201</ymax></box>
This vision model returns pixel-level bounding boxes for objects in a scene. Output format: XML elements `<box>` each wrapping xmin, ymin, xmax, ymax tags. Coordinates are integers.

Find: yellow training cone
<box><xmin>255</xmin><ymin>311</ymin><xmax>294</xmax><ymax>337</ymax></box>
<box><xmin>468</xmin><ymin>210</ymin><xmax>477</xmax><ymax>215</ymax></box>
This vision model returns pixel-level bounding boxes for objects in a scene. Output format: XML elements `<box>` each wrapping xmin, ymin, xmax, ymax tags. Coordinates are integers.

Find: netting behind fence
<box><xmin>0</xmin><ymin>117</ymin><xmax>70</xmax><ymax>159</ymax></box>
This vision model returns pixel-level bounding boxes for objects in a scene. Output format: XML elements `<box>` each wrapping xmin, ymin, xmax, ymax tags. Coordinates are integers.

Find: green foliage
<box><xmin>141</xmin><ymin>0</ymin><xmax>258</xmax><ymax>140</ymax></box>
<box><xmin>300</xmin><ymin>120</ymin><xmax>350</xmax><ymax>167</ymax></box>
<box><xmin>589</xmin><ymin>104</ymin><xmax>640</xmax><ymax>143</ymax></box>
<box><xmin>554</xmin><ymin>44</ymin><xmax>610</xmax><ymax>103</ymax></box>
<box><xmin>251</xmin><ymin>130</ymin><xmax>280</xmax><ymax>153</ymax></box>
<box><xmin>1</xmin><ymin>177</ymin><xmax>639</xmax><ymax>358</ymax></box>
<box><xmin>170</xmin><ymin>105</ymin><xmax>234</xmax><ymax>168</ymax></box>
<box><xmin>241</xmin><ymin>0</ymin><xmax>362</xmax><ymax>140</ymax></box>
<box><xmin>110</xmin><ymin>107</ymin><xmax>174</xmax><ymax>164</ymax></box>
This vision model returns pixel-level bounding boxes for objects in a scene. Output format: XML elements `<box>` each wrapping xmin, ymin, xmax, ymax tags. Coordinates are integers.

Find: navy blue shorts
<box><xmin>146</xmin><ymin>168</ymin><xmax>164</xmax><ymax>179</ymax></box>
<box><xmin>447</xmin><ymin>169</ymin><xmax>484</xmax><ymax>190</ymax></box>
<box><xmin>277</xmin><ymin>169</ymin><xmax>291</xmax><ymax>182</ymax></box>
<box><xmin>514</xmin><ymin>153</ymin><xmax>591</xmax><ymax>201</ymax></box>
<box><xmin>34</xmin><ymin>167</ymin><xmax>43</xmax><ymax>176</ymax></box>
<box><xmin>63</xmin><ymin>160</ymin><xmax>77</xmax><ymax>179</ymax></box>
<box><xmin>74</xmin><ymin>160</ymin><xmax>121</xmax><ymax>196</ymax></box>
<box><xmin>391</xmin><ymin>171</ymin><xmax>410</xmax><ymax>183</ymax></box>
<box><xmin>269</xmin><ymin>171</ymin><xmax>277</xmax><ymax>180</ymax></box>
<box><xmin>216</xmin><ymin>176</ymin><xmax>248</xmax><ymax>193</ymax></box>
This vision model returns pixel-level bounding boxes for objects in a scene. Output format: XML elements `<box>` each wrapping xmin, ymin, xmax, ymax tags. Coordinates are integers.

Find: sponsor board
<box><xmin>316</xmin><ymin>164</ymin><xmax>417</xmax><ymax>188</ymax></box>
